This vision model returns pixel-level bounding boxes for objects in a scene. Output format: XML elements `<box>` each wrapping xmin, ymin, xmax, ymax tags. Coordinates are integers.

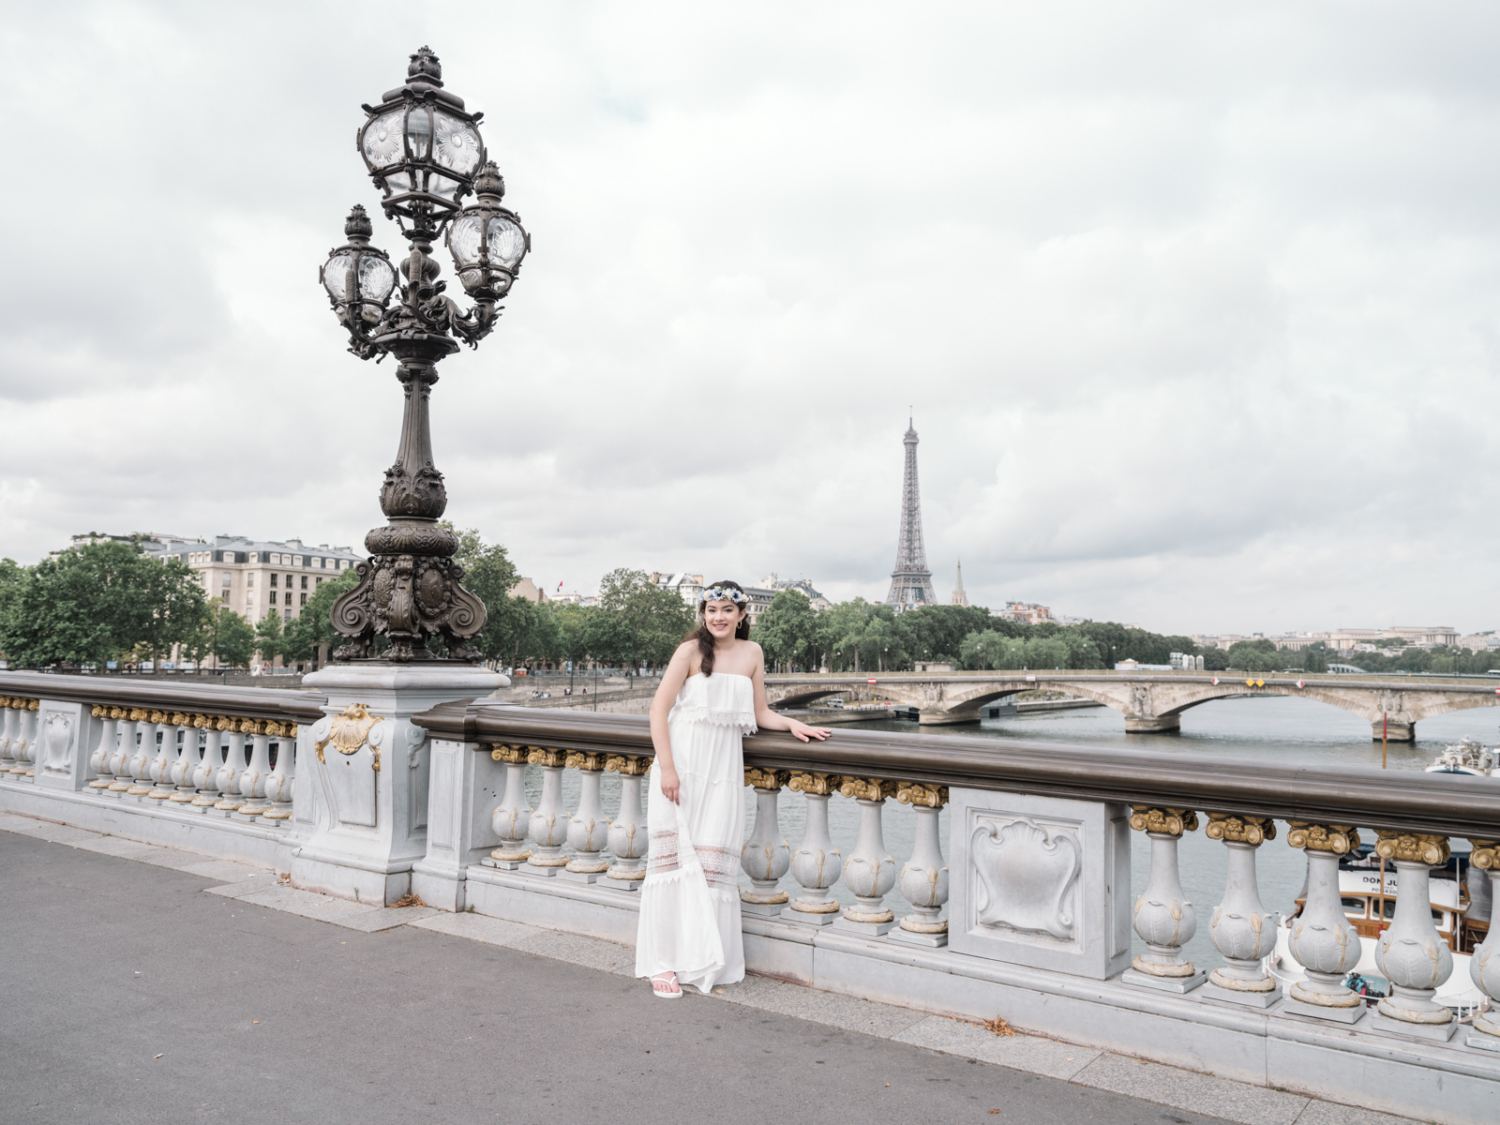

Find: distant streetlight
<box><xmin>319</xmin><ymin>47</ymin><xmax>530</xmax><ymax>662</ymax></box>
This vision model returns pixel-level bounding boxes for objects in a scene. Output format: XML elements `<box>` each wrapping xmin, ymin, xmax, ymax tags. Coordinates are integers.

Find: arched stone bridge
<box><xmin>763</xmin><ymin>672</ymin><xmax>1500</xmax><ymax>740</ymax></box>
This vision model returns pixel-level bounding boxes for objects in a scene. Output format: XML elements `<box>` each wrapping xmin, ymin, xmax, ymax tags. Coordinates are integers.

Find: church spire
<box><xmin>950</xmin><ymin>559</ymin><xmax>968</xmax><ymax>607</ymax></box>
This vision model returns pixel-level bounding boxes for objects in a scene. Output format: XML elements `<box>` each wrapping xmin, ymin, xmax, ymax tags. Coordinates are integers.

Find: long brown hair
<box><xmin>689</xmin><ymin>579</ymin><xmax>751</xmax><ymax>676</ymax></box>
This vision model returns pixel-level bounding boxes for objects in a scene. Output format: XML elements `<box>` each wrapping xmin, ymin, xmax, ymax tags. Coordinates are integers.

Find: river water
<box><xmin>535</xmin><ymin>695</ymin><xmax>1494</xmax><ymax>972</ymax></box>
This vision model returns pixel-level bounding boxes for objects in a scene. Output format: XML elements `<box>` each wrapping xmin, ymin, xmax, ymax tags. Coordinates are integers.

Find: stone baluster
<box><xmin>87</xmin><ymin>706</ymin><xmax>118</xmax><ymax>790</ymax></box>
<box><xmin>1465</xmin><ymin>840</ymin><xmax>1500</xmax><ymax>1051</ymax></box>
<box><xmin>486</xmin><ymin>745</ymin><xmax>533</xmax><ymax>870</ymax></box>
<box><xmin>562</xmin><ymin>752</ymin><xmax>610</xmax><ymax>882</ymax></box>
<box><xmin>1283</xmin><ymin>822</ymin><xmax>1365</xmax><ymax>1022</ymax></box>
<box><xmin>21</xmin><ymin>700</ymin><xmax>41</xmax><ymax>779</ymax></box>
<box><xmin>9</xmin><ymin>700</ymin><xmax>39</xmax><ymax>778</ymax></box>
<box><xmin>833</xmin><ymin>777</ymin><xmax>899</xmax><ymax>935</ymax></box>
<box><xmin>1123</xmin><ymin>806</ymin><xmax>1206</xmax><ymax>991</ymax></box>
<box><xmin>781</xmin><ymin>772</ymin><xmax>845</xmax><ymax>925</ymax></box>
<box><xmin>604</xmin><ymin>754</ymin><xmax>650</xmax><ymax>889</ymax></box>
<box><xmin>106</xmin><ymin>709</ymin><xmax>142</xmax><ymax>795</ymax></box>
<box><xmin>146</xmin><ymin>712</ymin><xmax>182</xmax><ymax>799</ymax></box>
<box><xmin>0</xmin><ymin>698</ymin><xmax>15</xmax><ymax>770</ymax></box>
<box><xmin>236</xmin><ymin>721</ymin><xmax>272</xmax><ymax>820</ymax></box>
<box><xmin>214</xmin><ymin>720</ymin><xmax>252</xmax><ymax>815</ymax></box>
<box><xmin>1202</xmin><ymin>814</ymin><xmax>1280</xmax><ymax>1005</ymax></box>
<box><xmin>166</xmin><ymin>714</ymin><xmax>202</xmax><ymax>804</ymax></box>
<box><xmin>740</xmin><ymin>768</ymin><xmax>792</xmax><ymax>915</ymax></box>
<box><xmin>1370</xmin><ymin>831</ymin><xmax>1456</xmax><ymax>1040</ymax></box>
<box><xmin>190</xmin><ymin>718</ymin><xmax>227</xmax><ymax>813</ymax></box>
<box><xmin>261</xmin><ymin>723</ymin><xmax>297</xmax><ymax>825</ymax></box>
<box><xmin>526</xmin><ymin>748</ymin><xmax>571</xmax><ymax>874</ymax></box>
<box><xmin>126</xmin><ymin>711</ymin><xmax>162</xmax><ymax>797</ymax></box>
<box><xmin>891</xmin><ymin>783</ymin><xmax>949</xmax><ymax>946</ymax></box>
<box><xmin>1</xmin><ymin>699</ymin><xmax>19</xmax><ymax>776</ymax></box>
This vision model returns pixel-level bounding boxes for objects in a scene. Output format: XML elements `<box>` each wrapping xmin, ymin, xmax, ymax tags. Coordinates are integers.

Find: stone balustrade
<box><xmin>4</xmin><ymin>671</ymin><xmax>1500</xmax><ymax>1124</ymax></box>
<box><xmin>0</xmin><ymin>672</ymin><xmax>322</xmax><ymax>867</ymax></box>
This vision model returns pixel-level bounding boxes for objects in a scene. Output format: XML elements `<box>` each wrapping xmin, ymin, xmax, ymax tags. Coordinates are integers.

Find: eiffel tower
<box><xmin>885</xmin><ymin>416</ymin><xmax>937</xmax><ymax>612</ymax></box>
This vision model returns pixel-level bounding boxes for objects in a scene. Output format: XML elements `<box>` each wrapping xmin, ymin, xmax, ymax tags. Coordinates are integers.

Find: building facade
<box><xmin>761</xmin><ymin>573</ymin><xmax>833</xmax><ymax>613</ymax></box>
<box><xmin>995</xmin><ymin>601</ymin><xmax>1051</xmax><ymax>626</ymax></box>
<box><xmin>142</xmin><ymin>535</ymin><xmax>362</xmax><ymax>627</ymax></box>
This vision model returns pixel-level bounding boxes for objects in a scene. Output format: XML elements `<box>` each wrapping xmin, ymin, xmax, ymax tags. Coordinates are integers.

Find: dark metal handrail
<box><xmin>412</xmin><ymin>700</ymin><xmax>1500</xmax><ymax>838</ymax></box>
<box><xmin>0</xmin><ymin>671</ymin><xmax>327</xmax><ymax>725</ymax></box>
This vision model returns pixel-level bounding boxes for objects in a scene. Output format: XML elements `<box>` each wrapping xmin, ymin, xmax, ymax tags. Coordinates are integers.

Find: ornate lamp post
<box><xmin>319</xmin><ymin>46</ymin><xmax>530</xmax><ymax>662</ymax></box>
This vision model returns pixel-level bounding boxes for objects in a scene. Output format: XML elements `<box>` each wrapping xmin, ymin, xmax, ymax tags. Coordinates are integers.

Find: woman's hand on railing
<box><xmin>786</xmin><ymin>719</ymin><xmax>832</xmax><ymax>743</ymax></box>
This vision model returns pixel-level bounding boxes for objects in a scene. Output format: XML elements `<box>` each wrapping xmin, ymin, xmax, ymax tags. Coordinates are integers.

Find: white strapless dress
<box><xmin>634</xmin><ymin>672</ymin><xmax>752</xmax><ymax>993</ymax></box>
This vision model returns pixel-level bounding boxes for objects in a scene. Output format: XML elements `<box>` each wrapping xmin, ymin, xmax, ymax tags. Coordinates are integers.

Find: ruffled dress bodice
<box><xmin>667</xmin><ymin>672</ymin><xmax>757</xmax><ymax>736</ymax></box>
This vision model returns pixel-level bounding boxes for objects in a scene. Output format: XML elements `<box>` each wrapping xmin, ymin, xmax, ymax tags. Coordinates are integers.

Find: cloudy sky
<box><xmin>3</xmin><ymin>2</ymin><xmax>1499</xmax><ymax>636</ymax></box>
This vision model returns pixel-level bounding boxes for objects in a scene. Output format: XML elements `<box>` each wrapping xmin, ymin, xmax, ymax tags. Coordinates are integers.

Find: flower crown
<box><xmin>700</xmin><ymin>585</ymin><xmax>746</xmax><ymax>605</ymax></box>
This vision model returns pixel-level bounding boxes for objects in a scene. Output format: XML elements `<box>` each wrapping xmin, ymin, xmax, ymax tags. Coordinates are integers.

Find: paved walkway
<box><xmin>0</xmin><ymin>811</ymin><xmax>1426</xmax><ymax>1125</ymax></box>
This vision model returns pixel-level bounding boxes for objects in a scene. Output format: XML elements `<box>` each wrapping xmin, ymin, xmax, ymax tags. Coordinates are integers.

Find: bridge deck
<box><xmin>0</xmin><ymin>818</ymin><xmax>1415</xmax><ymax>1125</ymax></box>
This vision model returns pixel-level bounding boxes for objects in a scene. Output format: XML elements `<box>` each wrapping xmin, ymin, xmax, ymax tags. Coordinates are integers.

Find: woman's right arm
<box><xmin>649</xmin><ymin>641</ymin><xmax>695</xmax><ymax>803</ymax></box>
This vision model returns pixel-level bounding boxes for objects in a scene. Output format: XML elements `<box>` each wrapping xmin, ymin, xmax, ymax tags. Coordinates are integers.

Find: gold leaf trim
<box><xmin>788</xmin><ymin>771</ymin><xmax>843</xmax><ymax>796</ymax></box>
<box><xmin>1129</xmin><ymin>806</ymin><xmax>1200</xmax><ymax>836</ymax></box>
<box><xmin>838</xmin><ymin>776</ymin><xmax>899</xmax><ymax>801</ymax></box>
<box><xmin>1470</xmin><ymin>839</ymin><xmax>1500</xmax><ymax>870</ymax></box>
<box><xmin>896</xmin><ymin>783</ymin><xmax>949</xmax><ymax>809</ymax></box>
<box><xmin>1286</xmin><ymin>821</ymin><xmax>1359</xmax><ymax>855</ymax></box>
<box><xmin>1374</xmin><ymin>830</ymin><xmax>1450</xmax><ymax>866</ymax></box>
<box><xmin>1204</xmin><ymin>814</ymin><xmax>1276</xmax><ymax>845</ymax></box>
<box><xmin>314</xmin><ymin>703</ymin><xmax>381</xmax><ymax>765</ymax></box>
<box><xmin>744</xmin><ymin>767</ymin><xmax>790</xmax><ymax>791</ymax></box>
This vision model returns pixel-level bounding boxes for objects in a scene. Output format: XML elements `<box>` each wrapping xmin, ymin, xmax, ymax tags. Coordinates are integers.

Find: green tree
<box><xmin>598</xmin><ymin>568</ymin><xmax>696</xmax><ymax>673</ymax></box>
<box><xmin>0</xmin><ymin>542</ymin><xmax>202</xmax><ymax>668</ymax></box>
<box><xmin>442</xmin><ymin>523</ymin><xmax>556</xmax><ymax>667</ymax></box>
<box><xmin>551</xmin><ymin>602</ymin><xmax>599</xmax><ymax>669</ymax></box>
<box><xmin>253</xmin><ymin>611</ymin><xmax>286</xmax><ymax>664</ymax></box>
<box><xmin>754</xmin><ymin>590</ymin><xmax>821</xmax><ymax>671</ymax></box>
<box><xmin>199</xmin><ymin>605</ymin><xmax>256</xmax><ymax>669</ymax></box>
<box><xmin>130</xmin><ymin>556</ymin><xmax>212</xmax><ymax>665</ymax></box>
<box><xmin>1225</xmin><ymin>639</ymin><xmax>1281</xmax><ymax>673</ymax></box>
<box><xmin>282</xmin><ymin>569</ymin><xmax>361</xmax><ymax>663</ymax></box>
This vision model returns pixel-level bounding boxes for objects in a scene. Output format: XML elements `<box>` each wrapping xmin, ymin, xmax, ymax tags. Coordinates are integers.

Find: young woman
<box><xmin>634</xmin><ymin>580</ymin><xmax>832</xmax><ymax>998</ymax></box>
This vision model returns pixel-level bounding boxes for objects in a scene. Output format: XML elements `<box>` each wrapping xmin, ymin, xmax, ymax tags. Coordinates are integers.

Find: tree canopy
<box><xmin>0</xmin><ymin>542</ymin><xmax>210</xmax><ymax>668</ymax></box>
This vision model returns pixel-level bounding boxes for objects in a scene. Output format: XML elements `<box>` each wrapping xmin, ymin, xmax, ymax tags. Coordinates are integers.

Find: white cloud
<box><xmin>3</xmin><ymin>1</ymin><xmax>1500</xmax><ymax>636</ymax></box>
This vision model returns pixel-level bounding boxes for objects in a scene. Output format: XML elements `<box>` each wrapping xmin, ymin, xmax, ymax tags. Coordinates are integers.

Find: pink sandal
<box><xmin>651</xmin><ymin>973</ymin><xmax>682</xmax><ymax>999</ymax></box>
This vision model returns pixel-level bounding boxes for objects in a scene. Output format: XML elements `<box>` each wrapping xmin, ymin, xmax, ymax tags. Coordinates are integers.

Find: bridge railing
<box><xmin>0</xmin><ymin>671</ymin><xmax>324</xmax><ymax>865</ymax></box>
<box><xmin>404</xmin><ymin>699</ymin><xmax>1500</xmax><ymax>1122</ymax></box>
<box><xmin>5</xmin><ymin>668</ymin><xmax>1500</xmax><ymax>1122</ymax></box>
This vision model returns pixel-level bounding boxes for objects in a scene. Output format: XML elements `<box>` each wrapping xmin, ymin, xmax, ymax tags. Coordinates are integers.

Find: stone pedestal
<box><xmin>290</xmin><ymin>664</ymin><xmax>501</xmax><ymax>906</ymax></box>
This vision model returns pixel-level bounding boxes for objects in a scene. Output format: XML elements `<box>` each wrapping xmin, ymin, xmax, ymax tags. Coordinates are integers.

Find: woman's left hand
<box><xmin>787</xmin><ymin>720</ymin><xmax>832</xmax><ymax>743</ymax></box>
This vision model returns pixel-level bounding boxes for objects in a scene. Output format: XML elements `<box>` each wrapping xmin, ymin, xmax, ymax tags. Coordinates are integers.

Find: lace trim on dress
<box><xmin>669</xmin><ymin>706</ymin><xmax>757</xmax><ymax>734</ymax></box>
<box><xmin>646</xmin><ymin>829</ymin><xmax>682</xmax><ymax>877</ymax></box>
<box><xmin>645</xmin><ymin>832</ymin><xmax>740</xmax><ymax>892</ymax></box>
<box><xmin>695</xmin><ymin>844</ymin><xmax>740</xmax><ymax>891</ymax></box>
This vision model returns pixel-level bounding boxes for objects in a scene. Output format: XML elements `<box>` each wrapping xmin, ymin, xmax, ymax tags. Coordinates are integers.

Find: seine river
<box><xmin>546</xmin><ymin>695</ymin><xmax>1494</xmax><ymax>973</ymax></box>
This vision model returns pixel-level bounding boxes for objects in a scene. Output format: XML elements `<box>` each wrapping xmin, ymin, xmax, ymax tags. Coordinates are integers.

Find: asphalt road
<box><xmin>0</xmin><ymin>828</ymin><xmax>1227</xmax><ymax>1125</ymax></box>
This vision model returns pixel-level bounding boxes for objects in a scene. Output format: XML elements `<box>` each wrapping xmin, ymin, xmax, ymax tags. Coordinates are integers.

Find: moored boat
<box><xmin>1424</xmin><ymin>737</ymin><xmax>1496</xmax><ymax>777</ymax></box>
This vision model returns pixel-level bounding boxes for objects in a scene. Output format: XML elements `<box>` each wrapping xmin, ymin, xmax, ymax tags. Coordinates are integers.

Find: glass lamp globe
<box><xmin>320</xmin><ymin>205</ymin><xmax>398</xmax><ymax>325</ymax></box>
<box><xmin>445</xmin><ymin>162</ymin><xmax>529</xmax><ymax>299</ymax></box>
<box><xmin>358</xmin><ymin>47</ymin><xmax>486</xmax><ymax>221</ymax></box>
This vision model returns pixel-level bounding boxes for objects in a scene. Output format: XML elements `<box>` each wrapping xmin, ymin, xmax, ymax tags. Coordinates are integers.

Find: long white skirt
<box><xmin>634</xmin><ymin>715</ymin><xmax>746</xmax><ymax>994</ymax></box>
